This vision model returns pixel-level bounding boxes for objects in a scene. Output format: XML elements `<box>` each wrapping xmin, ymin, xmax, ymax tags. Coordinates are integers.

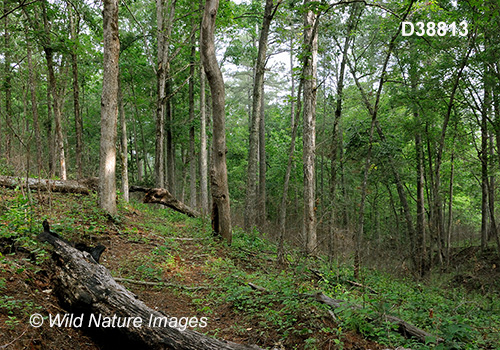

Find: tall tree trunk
<box><xmin>46</xmin><ymin>89</ymin><xmax>55</xmax><ymax>178</ymax></box>
<box><xmin>481</xmin><ymin>85</ymin><xmax>489</xmax><ymax>251</ymax></box>
<box><xmin>199</xmin><ymin>65</ymin><xmax>209</xmax><ymax>214</ymax></box>
<box><xmin>42</xmin><ymin>0</ymin><xmax>67</xmax><ymax>180</ymax></box>
<box><xmin>119</xmin><ymin>76</ymin><xmax>129</xmax><ymax>202</ymax></box>
<box><xmin>26</xmin><ymin>31</ymin><xmax>42</xmax><ymax>176</ymax></box>
<box><xmin>302</xmin><ymin>0</ymin><xmax>318</xmax><ymax>255</ymax></box>
<box><xmin>201</xmin><ymin>0</ymin><xmax>232</xmax><ymax>244</ymax></box>
<box><xmin>188</xmin><ymin>21</ymin><xmax>197</xmax><ymax>209</ymax></box>
<box><xmin>258</xmin><ymin>92</ymin><xmax>266</xmax><ymax>229</ymax></box>
<box><xmin>244</xmin><ymin>0</ymin><xmax>278</xmax><ymax>232</ymax></box>
<box><xmin>155</xmin><ymin>0</ymin><xmax>175</xmax><ymax>188</ymax></box>
<box><xmin>99</xmin><ymin>0</ymin><xmax>120</xmax><ymax>215</ymax></box>
<box><xmin>3</xmin><ymin>0</ymin><xmax>11</xmax><ymax>162</ymax></box>
<box><xmin>166</xmin><ymin>80</ymin><xmax>175</xmax><ymax>195</ymax></box>
<box><xmin>69</xmin><ymin>4</ymin><xmax>83</xmax><ymax>179</ymax></box>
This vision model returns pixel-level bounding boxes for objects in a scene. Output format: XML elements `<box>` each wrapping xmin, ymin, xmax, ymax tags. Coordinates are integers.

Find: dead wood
<box><xmin>130</xmin><ymin>186</ymin><xmax>200</xmax><ymax>218</ymax></box>
<box><xmin>0</xmin><ymin>175</ymin><xmax>91</xmax><ymax>194</ymax></box>
<box><xmin>246</xmin><ymin>281</ymin><xmax>441</xmax><ymax>344</ymax></box>
<box><xmin>37</xmin><ymin>230</ymin><xmax>262</xmax><ymax>350</ymax></box>
<box><xmin>311</xmin><ymin>292</ymin><xmax>443</xmax><ymax>343</ymax></box>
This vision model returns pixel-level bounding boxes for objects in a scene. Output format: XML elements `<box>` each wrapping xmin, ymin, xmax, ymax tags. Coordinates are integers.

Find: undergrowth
<box><xmin>0</xmin><ymin>189</ymin><xmax>499</xmax><ymax>349</ymax></box>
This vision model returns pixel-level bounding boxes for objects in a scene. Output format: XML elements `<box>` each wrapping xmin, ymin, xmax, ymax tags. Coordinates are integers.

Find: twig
<box><xmin>114</xmin><ymin>277</ymin><xmax>215</xmax><ymax>290</ymax></box>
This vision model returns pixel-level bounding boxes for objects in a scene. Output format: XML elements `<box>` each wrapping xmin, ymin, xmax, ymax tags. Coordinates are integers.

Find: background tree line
<box><xmin>1</xmin><ymin>0</ymin><xmax>499</xmax><ymax>277</ymax></box>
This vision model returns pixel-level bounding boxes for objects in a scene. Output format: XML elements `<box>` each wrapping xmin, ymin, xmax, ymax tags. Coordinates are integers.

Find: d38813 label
<box><xmin>402</xmin><ymin>21</ymin><xmax>468</xmax><ymax>37</ymax></box>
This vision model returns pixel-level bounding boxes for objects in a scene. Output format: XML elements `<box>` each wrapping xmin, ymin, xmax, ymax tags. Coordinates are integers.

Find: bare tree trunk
<box><xmin>258</xmin><ymin>92</ymin><xmax>266</xmax><ymax>229</ymax></box>
<box><xmin>201</xmin><ymin>0</ymin><xmax>232</xmax><ymax>244</ymax></box>
<box><xmin>26</xmin><ymin>31</ymin><xmax>42</xmax><ymax>176</ymax></box>
<box><xmin>244</xmin><ymin>0</ymin><xmax>278</xmax><ymax>232</ymax></box>
<box><xmin>46</xmin><ymin>89</ymin><xmax>55</xmax><ymax>177</ymax></box>
<box><xmin>166</xmin><ymin>80</ymin><xmax>176</xmax><ymax>195</ymax></box>
<box><xmin>302</xmin><ymin>0</ymin><xmax>318</xmax><ymax>255</ymax></box>
<box><xmin>3</xmin><ymin>0</ymin><xmax>11</xmax><ymax>162</ymax></box>
<box><xmin>69</xmin><ymin>4</ymin><xmax>83</xmax><ymax>179</ymax></box>
<box><xmin>155</xmin><ymin>0</ymin><xmax>175</xmax><ymax>189</ymax></box>
<box><xmin>199</xmin><ymin>65</ymin><xmax>209</xmax><ymax>214</ymax></box>
<box><xmin>188</xmin><ymin>22</ymin><xmax>197</xmax><ymax>209</ymax></box>
<box><xmin>481</xmin><ymin>88</ymin><xmax>489</xmax><ymax>251</ymax></box>
<box><xmin>42</xmin><ymin>0</ymin><xmax>67</xmax><ymax>180</ymax></box>
<box><xmin>119</xmin><ymin>76</ymin><xmax>129</xmax><ymax>202</ymax></box>
<box><xmin>99</xmin><ymin>0</ymin><xmax>120</xmax><ymax>215</ymax></box>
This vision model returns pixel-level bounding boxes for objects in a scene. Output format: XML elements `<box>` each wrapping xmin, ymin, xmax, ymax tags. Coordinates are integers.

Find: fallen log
<box><xmin>130</xmin><ymin>186</ymin><xmax>200</xmax><ymax>218</ymax></box>
<box><xmin>37</xmin><ymin>230</ymin><xmax>261</xmax><ymax>350</ymax></box>
<box><xmin>0</xmin><ymin>175</ymin><xmax>91</xmax><ymax>194</ymax></box>
<box><xmin>247</xmin><ymin>282</ymin><xmax>442</xmax><ymax>344</ymax></box>
<box><xmin>311</xmin><ymin>292</ymin><xmax>443</xmax><ymax>344</ymax></box>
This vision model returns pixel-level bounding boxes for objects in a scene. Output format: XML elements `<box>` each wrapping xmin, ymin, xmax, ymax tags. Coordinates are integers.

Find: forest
<box><xmin>0</xmin><ymin>0</ymin><xmax>500</xmax><ymax>349</ymax></box>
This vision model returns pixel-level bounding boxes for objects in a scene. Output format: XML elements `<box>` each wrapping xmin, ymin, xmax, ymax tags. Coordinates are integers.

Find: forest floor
<box><xmin>0</xmin><ymin>187</ymin><xmax>499</xmax><ymax>350</ymax></box>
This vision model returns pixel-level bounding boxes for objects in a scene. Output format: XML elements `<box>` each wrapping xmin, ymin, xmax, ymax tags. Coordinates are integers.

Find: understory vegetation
<box><xmin>1</xmin><ymin>188</ymin><xmax>499</xmax><ymax>349</ymax></box>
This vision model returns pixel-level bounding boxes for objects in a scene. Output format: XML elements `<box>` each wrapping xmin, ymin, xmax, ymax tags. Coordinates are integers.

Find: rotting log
<box><xmin>130</xmin><ymin>186</ymin><xmax>200</xmax><ymax>218</ymax></box>
<box><xmin>247</xmin><ymin>282</ymin><xmax>442</xmax><ymax>344</ymax></box>
<box><xmin>311</xmin><ymin>292</ymin><xmax>443</xmax><ymax>344</ymax></box>
<box><xmin>0</xmin><ymin>175</ymin><xmax>91</xmax><ymax>194</ymax></box>
<box><xmin>37</xmin><ymin>231</ymin><xmax>262</xmax><ymax>350</ymax></box>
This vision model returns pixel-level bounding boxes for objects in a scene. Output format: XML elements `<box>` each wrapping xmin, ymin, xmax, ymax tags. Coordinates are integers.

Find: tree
<box><xmin>244</xmin><ymin>0</ymin><xmax>280</xmax><ymax>232</ymax></box>
<box><xmin>201</xmin><ymin>0</ymin><xmax>232</xmax><ymax>244</ymax></box>
<box><xmin>99</xmin><ymin>0</ymin><xmax>120</xmax><ymax>215</ymax></box>
<box><xmin>302</xmin><ymin>0</ymin><xmax>318</xmax><ymax>255</ymax></box>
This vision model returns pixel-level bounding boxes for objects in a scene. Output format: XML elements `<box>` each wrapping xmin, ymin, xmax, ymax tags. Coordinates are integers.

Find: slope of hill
<box><xmin>0</xmin><ymin>188</ymin><xmax>499</xmax><ymax>349</ymax></box>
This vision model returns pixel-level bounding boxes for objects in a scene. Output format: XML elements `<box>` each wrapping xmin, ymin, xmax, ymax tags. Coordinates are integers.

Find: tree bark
<box><xmin>302</xmin><ymin>0</ymin><xmax>318</xmax><ymax>255</ymax></box>
<box><xmin>199</xmin><ymin>65</ymin><xmax>209</xmax><ymax>214</ymax></box>
<box><xmin>26</xmin><ymin>30</ymin><xmax>42</xmax><ymax>176</ymax></box>
<box><xmin>155</xmin><ymin>0</ymin><xmax>175</xmax><ymax>189</ymax></box>
<box><xmin>201</xmin><ymin>0</ymin><xmax>232</xmax><ymax>244</ymax></box>
<box><xmin>131</xmin><ymin>186</ymin><xmax>200</xmax><ymax>217</ymax></box>
<box><xmin>0</xmin><ymin>175</ymin><xmax>91</xmax><ymax>194</ymax></box>
<box><xmin>119</xmin><ymin>76</ymin><xmax>129</xmax><ymax>203</ymax></box>
<box><xmin>37</xmin><ymin>231</ymin><xmax>262</xmax><ymax>350</ymax></box>
<box><xmin>3</xmin><ymin>0</ymin><xmax>11</xmax><ymax>162</ymax></box>
<box><xmin>99</xmin><ymin>0</ymin><xmax>120</xmax><ymax>216</ymax></box>
<box><xmin>188</xmin><ymin>20</ymin><xmax>197</xmax><ymax>209</ymax></box>
<box><xmin>42</xmin><ymin>0</ymin><xmax>67</xmax><ymax>180</ymax></box>
<box><xmin>69</xmin><ymin>3</ymin><xmax>83</xmax><ymax>179</ymax></box>
<box><xmin>258</xmin><ymin>92</ymin><xmax>266</xmax><ymax>229</ymax></box>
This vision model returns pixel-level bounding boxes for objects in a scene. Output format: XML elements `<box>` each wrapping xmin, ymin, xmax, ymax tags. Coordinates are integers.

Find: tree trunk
<box><xmin>201</xmin><ymin>0</ymin><xmax>232</xmax><ymax>244</ymax></box>
<box><xmin>188</xmin><ymin>21</ymin><xmax>197</xmax><ymax>209</ymax></box>
<box><xmin>199</xmin><ymin>65</ymin><xmax>209</xmax><ymax>214</ymax></box>
<box><xmin>99</xmin><ymin>0</ymin><xmax>120</xmax><ymax>216</ymax></box>
<box><xmin>69</xmin><ymin>4</ymin><xmax>83</xmax><ymax>179</ymax></box>
<box><xmin>166</xmin><ymin>81</ymin><xmax>176</xmax><ymax>196</ymax></box>
<box><xmin>0</xmin><ymin>175</ymin><xmax>92</xmax><ymax>194</ymax></box>
<box><xmin>3</xmin><ymin>0</ymin><xmax>11</xmax><ymax>162</ymax></box>
<box><xmin>244</xmin><ymin>0</ymin><xmax>277</xmax><ymax>232</ymax></box>
<box><xmin>258</xmin><ymin>92</ymin><xmax>266</xmax><ymax>229</ymax></box>
<box><xmin>131</xmin><ymin>186</ymin><xmax>200</xmax><ymax>217</ymax></box>
<box><xmin>302</xmin><ymin>0</ymin><xmax>318</xmax><ymax>255</ymax></box>
<box><xmin>119</xmin><ymin>76</ymin><xmax>129</xmax><ymax>202</ymax></box>
<box><xmin>38</xmin><ymin>232</ymin><xmax>262</xmax><ymax>350</ymax></box>
<box><xmin>155</xmin><ymin>0</ymin><xmax>174</xmax><ymax>189</ymax></box>
<box><xmin>26</xmin><ymin>31</ymin><xmax>42</xmax><ymax>176</ymax></box>
<box><xmin>481</xmin><ymin>89</ymin><xmax>489</xmax><ymax>251</ymax></box>
<box><xmin>42</xmin><ymin>0</ymin><xmax>67</xmax><ymax>180</ymax></box>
